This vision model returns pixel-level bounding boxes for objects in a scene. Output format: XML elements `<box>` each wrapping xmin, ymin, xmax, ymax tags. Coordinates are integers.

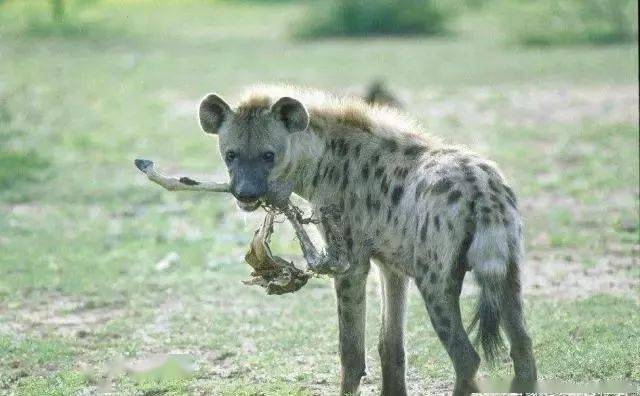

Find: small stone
<box><xmin>76</xmin><ymin>329</ymin><xmax>90</xmax><ymax>338</ymax></box>
<box><xmin>155</xmin><ymin>252</ymin><xmax>180</xmax><ymax>271</ymax></box>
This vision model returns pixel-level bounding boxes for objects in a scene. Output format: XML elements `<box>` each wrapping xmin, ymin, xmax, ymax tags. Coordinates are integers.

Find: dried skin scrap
<box><xmin>242</xmin><ymin>205</ymin><xmax>350</xmax><ymax>295</ymax></box>
<box><xmin>243</xmin><ymin>211</ymin><xmax>311</xmax><ymax>295</ymax></box>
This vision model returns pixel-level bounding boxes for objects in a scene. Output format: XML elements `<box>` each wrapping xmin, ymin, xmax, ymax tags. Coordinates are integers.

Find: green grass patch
<box><xmin>496</xmin><ymin>0</ymin><xmax>638</xmax><ymax>46</ymax></box>
<box><xmin>0</xmin><ymin>336</ymin><xmax>73</xmax><ymax>366</ymax></box>
<box><xmin>530</xmin><ymin>295</ymin><xmax>640</xmax><ymax>381</ymax></box>
<box><xmin>13</xmin><ymin>371</ymin><xmax>87</xmax><ymax>396</ymax></box>
<box><xmin>0</xmin><ymin>336</ymin><xmax>87</xmax><ymax>395</ymax></box>
<box><xmin>0</xmin><ymin>102</ymin><xmax>50</xmax><ymax>201</ymax></box>
<box><xmin>0</xmin><ymin>150</ymin><xmax>49</xmax><ymax>191</ymax></box>
<box><xmin>295</xmin><ymin>0</ymin><xmax>451</xmax><ymax>38</ymax></box>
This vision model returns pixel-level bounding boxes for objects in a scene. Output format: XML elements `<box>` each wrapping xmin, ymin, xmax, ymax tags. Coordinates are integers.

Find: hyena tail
<box><xmin>466</xmin><ymin>224</ymin><xmax>511</xmax><ymax>364</ymax></box>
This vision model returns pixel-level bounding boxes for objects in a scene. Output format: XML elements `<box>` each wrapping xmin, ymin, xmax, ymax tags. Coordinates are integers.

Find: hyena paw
<box><xmin>310</xmin><ymin>252</ymin><xmax>350</xmax><ymax>275</ymax></box>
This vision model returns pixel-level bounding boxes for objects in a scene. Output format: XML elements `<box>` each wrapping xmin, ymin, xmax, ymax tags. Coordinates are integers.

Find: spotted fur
<box><xmin>207</xmin><ymin>85</ymin><xmax>537</xmax><ymax>396</ymax></box>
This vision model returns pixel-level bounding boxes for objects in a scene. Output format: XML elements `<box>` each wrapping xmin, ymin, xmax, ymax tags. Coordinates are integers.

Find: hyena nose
<box><xmin>234</xmin><ymin>185</ymin><xmax>262</xmax><ymax>203</ymax></box>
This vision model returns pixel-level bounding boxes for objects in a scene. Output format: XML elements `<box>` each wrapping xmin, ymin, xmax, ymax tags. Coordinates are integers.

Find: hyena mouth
<box><xmin>236</xmin><ymin>199</ymin><xmax>261</xmax><ymax>212</ymax></box>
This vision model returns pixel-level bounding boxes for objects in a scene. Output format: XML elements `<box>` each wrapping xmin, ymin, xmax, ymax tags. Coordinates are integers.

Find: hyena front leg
<box><xmin>377</xmin><ymin>266</ymin><xmax>408</xmax><ymax>396</ymax></box>
<box><xmin>315</xmin><ymin>205</ymin><xmax>351</xmax><ymax>274</ymax></box>
<box><xmin>415</xmin><ymin>265</ymin><xmax>480</xmax><ymax>396</ymax></box>
<box><xmin>334</xmin><ymin>260</ymin><xmax>371</xmax><ymax>395</ymax></box>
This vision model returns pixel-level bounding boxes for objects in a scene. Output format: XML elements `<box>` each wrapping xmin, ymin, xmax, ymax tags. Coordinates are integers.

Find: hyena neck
<box><xmin>284</xmin><ymin>132</ymin><xmax>322</xmax><ymax>201</ymax></box>
<box><xmin>280</xmin><ymin>131</ymin><xmax>336</xmax><ymax>206</ymax></box>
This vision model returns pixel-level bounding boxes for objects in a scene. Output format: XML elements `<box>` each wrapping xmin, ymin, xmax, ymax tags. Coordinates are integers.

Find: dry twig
<box><xmin>134</xmin><ymin>159</ymin><xmax>230</xmax><ymax>192</ymax></box>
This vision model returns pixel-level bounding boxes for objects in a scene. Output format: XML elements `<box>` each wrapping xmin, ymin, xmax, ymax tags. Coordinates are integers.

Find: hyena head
<box><xmin>198</xmin><ymin>93</ymin><xmax>309</xmax><ymax>211</ymax></box>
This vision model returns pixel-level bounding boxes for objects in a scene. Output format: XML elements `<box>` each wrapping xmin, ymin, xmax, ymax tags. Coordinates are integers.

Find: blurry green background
<box><xmin>0</xmin><ymin>0</ymin><xmax>638</xmax><ymax>394</ymax></box>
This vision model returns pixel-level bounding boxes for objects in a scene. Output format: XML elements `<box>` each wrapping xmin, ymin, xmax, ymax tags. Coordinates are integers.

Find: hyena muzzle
<box><xmin>198</xmin><ymin>85</ymin><xmax>537</xmax><ymax>395</ymax></box>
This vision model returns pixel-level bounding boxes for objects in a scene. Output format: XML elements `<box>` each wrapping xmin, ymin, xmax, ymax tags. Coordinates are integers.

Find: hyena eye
<box><xmin>262</xmin><ymin>151</ymin><xmax>275</xmax><ymax>162</ymax></box>
<box><xmin>225</xmin><ymin>151</ymin><xmax>236</xmax><ymax>162</ymax></box>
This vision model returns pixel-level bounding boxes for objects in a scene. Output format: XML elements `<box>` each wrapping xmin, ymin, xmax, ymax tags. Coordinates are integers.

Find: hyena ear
<box><xmin>271</xmin><ymin>97</ymin><xmax>309</xmax><ymax>133</ymax></box>
<box><xmin>199</xmin><ymin>93</ymin><xmax>232</xmax><ymax>134</ymax></box>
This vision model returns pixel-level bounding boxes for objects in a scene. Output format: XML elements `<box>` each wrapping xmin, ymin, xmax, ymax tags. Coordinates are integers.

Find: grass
<box><xmin>495</xmin><ymin>0</ymin><xmax>638</xmax><ymax>46</ymax></box>
<box><xmin>0</xmin><ymin>0</ymin><xmax>638</xmax><ymax>394</ymax></box>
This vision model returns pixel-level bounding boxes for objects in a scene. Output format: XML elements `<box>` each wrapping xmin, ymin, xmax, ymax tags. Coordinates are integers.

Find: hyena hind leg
<box><xmin>415</xmin><ymin>268</ymin><xmax>480</xmax><ymax>396</ymax></box>
<box><xmin>500</xmin><ymin>260</ymin><xmax>537</xmax><ymax>390</ymax></box>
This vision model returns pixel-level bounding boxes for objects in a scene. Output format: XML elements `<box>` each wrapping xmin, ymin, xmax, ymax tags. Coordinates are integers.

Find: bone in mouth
<box><xmin>134</xmin><ymin>159</ymin><xmax>350</xmax><ymax>294</ymax></box>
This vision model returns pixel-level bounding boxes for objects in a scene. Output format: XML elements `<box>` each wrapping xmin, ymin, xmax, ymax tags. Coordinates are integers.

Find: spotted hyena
<box><xmin>198</xmin><ymin>85</ymin><xmax>537</xmax><ymax>395</ymax></box>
